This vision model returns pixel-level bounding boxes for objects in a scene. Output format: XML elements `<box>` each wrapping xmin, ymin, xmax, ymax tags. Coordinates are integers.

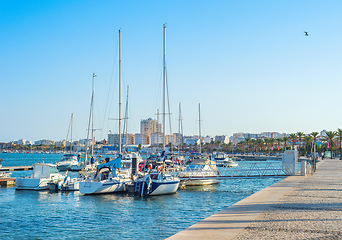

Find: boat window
<box><xmin>101</xmin><ymin>172</ymin><xmax>109</xmax><ymax>181</ymax></box>
<box><xmin>50</xmin><ymin>166</ymin><xmax>58</xmax><ymax>174</ymax></box>
<box><xmin>33</xmin><ymin>165</ymin><xmax>43</xmax><ymax>178</ymax></box>
<box><xmin>150</xmin><ymin>174</ymin><xmax>158</xmax><ymax>180</ymax></box>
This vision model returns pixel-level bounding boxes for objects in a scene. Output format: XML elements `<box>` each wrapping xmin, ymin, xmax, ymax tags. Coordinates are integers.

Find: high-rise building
<box><xmin>140</xmin><ymin>118</ymin><xmax>161</xmax><ymax>135</ymax></box>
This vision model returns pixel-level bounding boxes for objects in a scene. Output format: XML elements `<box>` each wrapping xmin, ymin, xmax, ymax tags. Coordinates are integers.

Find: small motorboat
<box><xmin>179</xmin><ymin>157</ymin><xmax>219</xmax><ymax>186</ymax></box>
<box><xmin>56</xmin><ymin>154</ymin><xmax>79</xmax><ymax>171</ymax></box>
<box><xmin>15</xmin><ymin>163</ymin><xmax>66</xmax><ymax>190</ymax></box>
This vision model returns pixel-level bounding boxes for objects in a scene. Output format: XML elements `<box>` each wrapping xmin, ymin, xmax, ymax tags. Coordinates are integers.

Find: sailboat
<box><xmin>179</xmin><ymin>103</ymin><xmax>219</xmax><ymax>186</ymax></box>
<box><xmin>79</xmin><ymin>30</ymin><xmax>131</xmax><ymax>195</ymax></box>
<box><xmin>134</xmin><ymin>24</ymin><xmax>180</xmax><ymax>196</ymax></box>
<box><xmin>57</xmin><ymin>114</ymin><xmax>79</xmax><ymax>171</ymax></box>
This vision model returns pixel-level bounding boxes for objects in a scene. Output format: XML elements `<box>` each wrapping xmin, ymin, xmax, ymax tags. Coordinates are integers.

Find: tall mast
<box><xmin>157</xmin><ymin>109</ymin><xmax>159</xmax><ymax>151</ymax></box>
<box><xmin>199</xmin><ymin>103</ymin><xmax>201</xmax><ymax>154</ymax></box>
<box><xmin>119</xmin><ymin>29</ymin><xmax>122</xmax><ymax>155</ymax></box>
<box><xmin>70</xmin><ymin>113</ymin><xmax>73</xmax><ymax>153</ymax></box>
<box><xmin>91</xmin><ymin>73</ymin><xmax>96</xmax><ymax>157</ymax></box>
<box><xmin>178</xmin><ymin>102</ymin><xmax>183</xmax><ymax>153</ymax></box>
<box><xmin>122</xmin><ymin>85</ymin><xmax>129</xmax><ymax>152</ymax></box>
<box><xmin>163</xmin><ymin>24</ymin><xmax>166</xmax><ymax>151</ymax></box>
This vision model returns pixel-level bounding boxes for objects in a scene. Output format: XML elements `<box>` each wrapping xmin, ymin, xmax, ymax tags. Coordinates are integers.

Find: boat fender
<box><xmin>145</xmin><ymin>176</ymin><xmax>152</xmax><ymax>192</ymax></box>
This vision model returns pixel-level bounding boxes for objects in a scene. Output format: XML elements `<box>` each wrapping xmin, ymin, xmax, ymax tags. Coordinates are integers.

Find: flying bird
<box><xmin>304</xmin><ymin>31</ymin><xmax>308</xmax><ymax>36</ymax></box>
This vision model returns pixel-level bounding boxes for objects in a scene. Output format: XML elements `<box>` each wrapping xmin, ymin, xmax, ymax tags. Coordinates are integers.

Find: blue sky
<box><xmin>1</xmin><ymin>0</ymin><xmax>342</xmax><ymax>142</ymax></box>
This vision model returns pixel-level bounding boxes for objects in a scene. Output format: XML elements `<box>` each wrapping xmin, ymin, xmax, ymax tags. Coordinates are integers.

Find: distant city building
<box><xmin>78</xmin><ymin>139</ymin><xmax>92</xmax><ymax>146</ymax></box>
<box><xmin>165</xmin><ymin>134</ymin><xmax>175</xmax><ymax>145</ymax></box>
<box><xmin>151</xmin><ymin>132</ymin><xmax>164</xmax><ymax>146</ymax></box>
<box><xmin>214</xmin><ymin>135</ymin><xmax>229</xmax><ymax>144</ymax></box>
<box><xmin>320</xmin><ymin>130</ymin><xmax>327</xmax><ymax>138</ymax></box>
<box><xmin>55</xmin><ymin>140</ymin><xmax>66</xmax><ymax>147</ymax></box>
<box><xmin>173</xmin><ymin>133</ymin><xmax>183</xmax><ymax>146</ymax></box>
<box><xmin>108</xmin><ymin>134</ymin><xmax>120</xmax><ymax>146</ymax></box>
<box><xmin>122</xmin><ymin>134</ymin><xmax>135</xmax><ymax>145</ymax></box>
<box><xmin>202</xmin><ymin>135</ymin><xmax>213</xmax><ymax>144</ymax></box>
<box><xmin>185</xmin><ymin>138</ymin><xmax>200</xmax><ymax>146</ymax></box>
<box><xmin>34</xmin><ymin>139</ymin><xmax>55</xmax><ymax>145</ymax></box>
<box><xmin>134</xmin><ymin>133</ymin><xmax>150</xmax><ymax>145</ymax></box>
<box><xmin>140</xmin><ymin>118</ymin><xmax>161</xmax><ymax>135</ymax></box>
<box><xmin>13</xmin><ymin>139</ymin><xmax>32</xmax><ymax>145</ymax></box>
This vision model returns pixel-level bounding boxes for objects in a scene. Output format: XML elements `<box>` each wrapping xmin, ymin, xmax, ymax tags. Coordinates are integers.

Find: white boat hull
<box><xmin>79</xmin><ymin>180</ymin><xmax>127</xmax><ymax>195</ymax></box>
<box><xmin>149</xmin><ymin>180</ymin><xmax>179</xmax><ymax>195</ymax></box>
<box><xmin>182</xmin><ymin>178</ymin><xmax>219</xmax><ymax>186</ymax></box>
<box><xmin>15</xmin><ymin>175</ymin><xmax>65</xmax><ymax>190</ymax></box>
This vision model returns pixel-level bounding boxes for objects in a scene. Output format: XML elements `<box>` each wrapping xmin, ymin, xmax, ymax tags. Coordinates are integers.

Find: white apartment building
<box><xmin>140</xmin><ymin>118</ymin><xmax>161</xmax><ymax>135</ymax></box>
<box><xmin>13</xmin><ymin>139</ymin><xmax>32</xmax><ymax>145</ymax></box>
<box><xmin>122</xmin><ymin>134</ymin><xmax>135</xmax><ymax>145</ymax></box>
<box><xmin>134</xmin><ymin>133</ymin><xmax>150</xmax><ymax>145</ymax></box>
<box><xmin>214</xmin><ymin>135</ymin><xmax>229</xmax><ymax>144</ymax></box>
<box><xmin>151</xmin><ymin>132</ymin><xmax>164</xmax><ymax>146</ymax></box>
<box><xmin>34</xmin><ymin>139</ymin><xmax>55</xmax><ymax>145</ymax></box>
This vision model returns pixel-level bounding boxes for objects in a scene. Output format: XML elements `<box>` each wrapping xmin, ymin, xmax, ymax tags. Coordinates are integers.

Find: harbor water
<box><xmin>0</xmin><ymin>153</ymin><xmax>284</xmax><ymax>239</ymax></box>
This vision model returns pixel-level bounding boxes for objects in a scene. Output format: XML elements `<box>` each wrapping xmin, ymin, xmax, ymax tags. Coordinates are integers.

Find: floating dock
<box><xmin>0</xmin><ymin>166</ymin><xmax>33</xmax><ymax>171</ymax></box>
<box><xmin>0</xmin><ymin>178</ymin><xmax>16</xmax><ymax>187</ymax></box>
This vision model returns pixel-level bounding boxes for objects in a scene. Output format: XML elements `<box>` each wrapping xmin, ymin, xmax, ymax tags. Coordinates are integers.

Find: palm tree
<box><xmin>237</xmin><ymin>141</ymin><xmax>245</xmax><ymax>153</ymax></box>
<box><xmin>310</xmin><ymin>132</ymin><xmax>319</xmax><ymax>171</ymax></box>
<box><xmin>244</xmin><ymin>137</ymin><xmax>251</xmax><ymax>154</ymax></box>
<box><xmin>276</xmin><ymin>138</ymin><xmax>283</xmax><ymax>151</ymax></box>
<box><xmin>289</xmin><ymin>133</ymin><xmax>297</xmax><ymax>150</ymax></box>
<box><xmin>256</xmin><ymin>139</ymin><xmax>263</xmax><ymax>152</ymax></box>
<box><xmin>264</xmin><ymin>138</ymin><xmax>270</xmax><ymax>153</ymax></box>
<box><xmin>269</xmin><ymin>138</ymin><xmax>276</xmax><ymax>152</ymax></box>
<box><xmin>303</xmin><ymin>135</ymin><xmax>312</xmax><ymax>155</ymax></box>
<box><xmin>335</xmin><ymin>129</ymin><xmax>342</xmax><ymax>160</ymax></box>
<box><xmin>324</xmin><ymin>131</ymin><xmax>336</xmax><ymax>159</ymax></box>
<box><xmin>251</xmin><ymin>139</ymin><xmax>256</xmax><ymax>153</ymax></box>
<box><xmin>297</xmin><ymin>132</ymin><xmax>305</xmax><ymax>152</ymax></box>
<box><xmin>283</xmin><ymin>137</ymin><xmax>289</xmax><ymax>151</ymax></box>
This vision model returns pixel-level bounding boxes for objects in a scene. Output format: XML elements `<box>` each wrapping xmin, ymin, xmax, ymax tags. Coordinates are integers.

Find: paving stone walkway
<box><xmin>168</xmin><ymin>158</ymin><xmax>342</xmax><ymax>240</ymax></box>
<box><xmin>234</xmin><ymin>158</ymin><xmax>342</xmax><ymax>240</ymax></box>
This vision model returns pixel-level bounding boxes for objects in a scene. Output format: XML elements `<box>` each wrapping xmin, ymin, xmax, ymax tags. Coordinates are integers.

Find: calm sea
<box><xmin>0</xmin><ymin>153</ymin><xmax>284</xmax><ymax>239</ymax></box>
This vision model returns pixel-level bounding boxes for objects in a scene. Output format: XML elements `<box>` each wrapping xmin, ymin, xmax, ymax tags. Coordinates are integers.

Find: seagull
<box><xmin>304</xmin><ymin>31</ymin><xmax>308</xmax><ymax>36</ymax></box>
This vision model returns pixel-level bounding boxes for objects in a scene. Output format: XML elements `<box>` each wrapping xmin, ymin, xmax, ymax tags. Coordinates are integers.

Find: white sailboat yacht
<box><xmin>79</xmin><ymin>30</ymin><xmax>131</xmax><ymax>195</ymax></box>
<box><xmin>134</xmin><ymin>24</ymin><xmax>180</xmax><ymax>196</ymax></box>
<box><xmin>57</xmin><ymin>114</ymin><xmax>79</xmax><ymax>171</ymax></box>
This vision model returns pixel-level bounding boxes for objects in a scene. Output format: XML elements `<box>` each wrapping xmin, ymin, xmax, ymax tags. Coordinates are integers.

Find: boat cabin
<box><xmin>32</xmin><ymin>163</ymin><xmax>59</xmax><ymax>179</ymax></box>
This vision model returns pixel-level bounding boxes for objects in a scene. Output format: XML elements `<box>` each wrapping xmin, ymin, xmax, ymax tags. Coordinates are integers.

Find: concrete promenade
<box><xmin>168</xmin><ymin>158</ymin><xmax>342</xmax><ymax>239</ymax></box>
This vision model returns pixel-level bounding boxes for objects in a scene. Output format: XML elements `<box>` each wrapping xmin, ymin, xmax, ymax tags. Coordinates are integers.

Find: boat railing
<box><xmin>176</xmin><ymin>161</ymin><xmax>290</xmax><ymax>179</ymax></box>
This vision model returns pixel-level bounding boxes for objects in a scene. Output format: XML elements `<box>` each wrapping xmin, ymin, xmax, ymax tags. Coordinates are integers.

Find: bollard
<box><xmin>301</xmin><ymin>161</ymin><xmax>307</xmax><ymax>176</ymax></box>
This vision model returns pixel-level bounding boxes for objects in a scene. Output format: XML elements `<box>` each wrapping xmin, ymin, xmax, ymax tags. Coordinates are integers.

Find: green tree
<box><xmin>289</xmin><ymin>133</ymin><xmax>297</xmax><ymax>150</ymax></box>
<box><xmin>269</xmin><ymin>138</ymin><xmax>276</xmax><ymax>152</ymax></box>
<box><xmin>276</xmin><ymin>138</ymin><xmax>283</xmax><ymax>151</ymax></box>
<box><xmin>336</xmin><ymin>129</ymin><xmax>342</xmax><ymax>160</ymax></box>
<box><xmin>256</xmin><ymin>139</ymin><xmax>263</xmax><ymax>152</ymax></box>
<box><xmin>324</xmin><ymin>131</ymin><xmax>336</xmax><ymax>159</ymax></box>
<box><xmin>297</xmin><ymin>132</ymin><xmax>305</xmax><ymax>152</ymax></box>
<box><xmin>310</xmin><ymin>132</ymin><xmax>319</xmax><ymax>172</ymax></box>
<box><xmin>244</xmin><ymin>137</ymin><xmax>251</xmax><ymax>153</ymax></box>
<box><xmin>283</xmin><ymin>137</ymin><xmax>289</xmax><ymax>151</ymax></box>
<box><xmin>303</xmin><ymin>135</ymin><xmax>312</xmax><ymax>155</ymax></box>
